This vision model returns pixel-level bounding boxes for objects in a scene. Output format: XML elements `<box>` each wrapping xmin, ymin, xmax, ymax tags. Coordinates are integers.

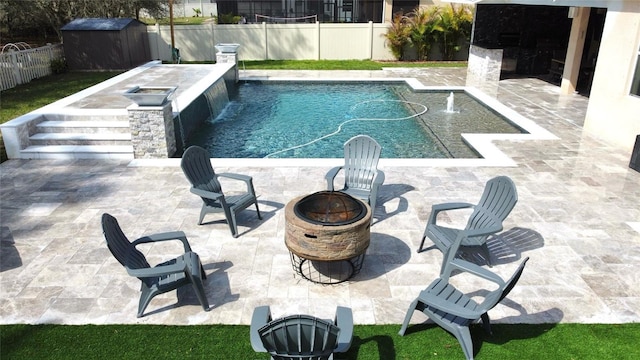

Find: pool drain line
<box><xmin>264</xmin><ymin>99</ymin><xmax>428</xmax><ymax>158</ymax></box>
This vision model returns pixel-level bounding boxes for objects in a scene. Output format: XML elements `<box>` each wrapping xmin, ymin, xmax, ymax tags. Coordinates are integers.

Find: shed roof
<box><xmin>61</xmin><ymin>18</ymin><xmax>141</xmax><ymax>31</ymax></box>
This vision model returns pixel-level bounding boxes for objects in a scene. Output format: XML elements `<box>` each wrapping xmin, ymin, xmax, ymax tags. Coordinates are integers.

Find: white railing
<box><xmin>0</xmin><ymin>43</ymin><xmax>64</xmax><ymax>91</ymax></box>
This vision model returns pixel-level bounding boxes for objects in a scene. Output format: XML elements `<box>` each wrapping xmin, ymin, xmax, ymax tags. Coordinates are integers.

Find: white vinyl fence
<box><xmin>147</xmin><ymin>22</ymin><xmax>400</xmax><ymax>62</ymax></box>
<box><xmin>0</xmin><ymin>43</ymin><xmax>65</xmax><ymax>91</ymax></box>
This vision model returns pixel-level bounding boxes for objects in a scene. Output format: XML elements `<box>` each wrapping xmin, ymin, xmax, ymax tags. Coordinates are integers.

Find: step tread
<box><xmin>30</xmin><ymin>133</ymin><xmax>131</xmax><ymax>140</ymax></box>
<box><xmin>21</xmin><ymin>145</ymin><xmax>133</xmax><ymax>153</ymax></box>
<box><xmin>37</xmin><ymin>120</ymin><xmax>130</xmax><ymax>128</ymax></box>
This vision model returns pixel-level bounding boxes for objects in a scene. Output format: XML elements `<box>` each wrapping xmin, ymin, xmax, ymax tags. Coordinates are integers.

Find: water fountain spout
<box><xmin>446</xmin><ymin>92</ymin><xmax>455</xmax><ymax>113</ymax></box>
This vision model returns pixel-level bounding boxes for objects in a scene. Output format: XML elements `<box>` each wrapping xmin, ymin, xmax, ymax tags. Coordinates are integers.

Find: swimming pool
<box><xmin>186</xmin><ymin>81</ymin><xmax>525</xmax><ymax>158</ymax></box>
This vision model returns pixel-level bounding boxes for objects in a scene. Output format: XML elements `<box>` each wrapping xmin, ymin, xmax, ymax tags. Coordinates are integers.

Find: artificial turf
<box><xmin>2</xmin><ymin>323</ymin><xmax>639</xmax><ymax>359</ymax></box>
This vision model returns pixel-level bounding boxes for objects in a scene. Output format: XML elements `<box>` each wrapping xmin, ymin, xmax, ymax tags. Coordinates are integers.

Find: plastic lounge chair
<box><xmin>250</xmin><ymin>305</ymin><xmax>353</xmax><ymax>360</ymax></box>
<box><xmin>325</xmin><ymin>135</ymin><xmax>385</xmax><ymax>217</ymax></box>
<box><xmin>418</xmin><ymin>175</ymin><xmax>518</xmax><ymax>265</ymax></box>
<box><xmin>101</xmin><ymin>213</ymin><xmax>210</xmax><ymax>317</ymax></box>
<box><xmin>181</xmin><ymin>145</ymin><xmax>262</xmax><ymax>237</ymax></box>
<box><xmin>398</xmin><ymin>255</ymin><xmax>530</xmax><ymax>360</ymax></box>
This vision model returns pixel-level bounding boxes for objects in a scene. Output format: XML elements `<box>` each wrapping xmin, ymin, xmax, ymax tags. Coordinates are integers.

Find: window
<box><xmin>631</xmin><ymin>45</ymin><xmax>640</xmax><ymax>96</ymax></box>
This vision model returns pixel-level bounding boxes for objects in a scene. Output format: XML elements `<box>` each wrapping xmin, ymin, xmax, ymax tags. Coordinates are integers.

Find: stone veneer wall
<box><xmin>466</xmin><ymin>45</ymin><xmax>503</xmax><ymax>88</ymax></box>
<box><xmin>128</xmin><ymin>102</ymin><xmax>176</xmax><ymax>158</ymax></box>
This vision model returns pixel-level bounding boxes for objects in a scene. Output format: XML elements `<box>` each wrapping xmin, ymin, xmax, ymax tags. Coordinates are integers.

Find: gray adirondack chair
<box><xmin>181</xmin><ymin>145</ymin><xmax>262</xmax><ymax>237</ymax></box>
<box><xmin>325</xmin><ymin>135</ymin><xmax>385</xmax><ymax>217</ymax></box>
<box><xmin>250</xmin><ymin>305</ymin><xmax>353</xmax><ymax>360</ymax></box>
<box><xmin>398</xmin><ymin>256</ymin><xmax>530</xmax><ymax>360</ymax></box>
<box><xmin>101</xmin><ymin>213</ymin><xmax>210</xmax><ymax>317</ymax></box>
<box><xmin>418</xmin><ymin>176</ymin><xmax>518</xmax><ymax>265</ymax></box>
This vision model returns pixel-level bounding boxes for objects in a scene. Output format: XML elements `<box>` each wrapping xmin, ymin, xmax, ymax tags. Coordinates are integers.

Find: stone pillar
<box><xmin>216</xmin><ymin>52</ymin><xmax>239</xmax><ymax>82</ymax></box>
<box><xmin>127</xmin><ymin>102</ymin><xmax>176</xmax><ymax>158</ymax></box>
<box><xmin>466</xmin><ymin>45</ymin><xmax>503</xmax><ymax>95</ymax></box>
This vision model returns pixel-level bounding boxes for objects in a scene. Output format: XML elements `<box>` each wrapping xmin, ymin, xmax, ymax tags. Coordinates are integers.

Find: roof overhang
<box><xmin>441</xmin><ymin>0</ymin><xmax>622</xmax><ymax>7</ymax></box>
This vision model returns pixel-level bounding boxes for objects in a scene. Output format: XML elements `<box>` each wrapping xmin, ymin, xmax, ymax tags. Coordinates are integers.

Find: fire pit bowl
<box><xmin>294</xmin><ymin>191</ymin><xmax>367</xmax><ymax>226</ymax></box>
<box><xmin>285</xmin><ymin>191</ymin><xmax>371</xmax><ymax>284</ymax></box>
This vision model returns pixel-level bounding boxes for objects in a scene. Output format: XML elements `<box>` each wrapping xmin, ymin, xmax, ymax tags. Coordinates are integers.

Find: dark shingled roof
<box><xmin>61</xmin><ymin>18</ymin><xmax>140</xmax><ymax>31</ymax></box>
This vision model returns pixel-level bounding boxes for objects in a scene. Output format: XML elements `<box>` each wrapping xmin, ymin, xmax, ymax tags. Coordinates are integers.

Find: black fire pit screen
<box><xmin>294</xmin><ymin>191</ymin><xmax>366</xmax><ymax>226</ymax></box>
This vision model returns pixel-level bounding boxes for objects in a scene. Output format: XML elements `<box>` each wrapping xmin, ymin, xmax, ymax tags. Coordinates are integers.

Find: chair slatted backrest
<box><xmin>467</xmin><ymin>176</ymin><xmax>518</xmax><ymax>232</ymax></box>
<box><xmin>480</xmin><ymin>257</ymin><xmax>529</xmax><ymax>311</ymax></box>
<box><xmin>343</xmin><ymin>135</ymin><xmax>381</xmax><ymax>191</ymax></box>
<box><xmin>259</xmin><ymin>315</ymin><xmax>340</xmax><ymax>360</ymax></box>
<box><xmin>101</xmin><ymin>213</ymin><xmax>152</xmax><ymax>284</ymax></box>
<box><xmin>181</xmin><ymin>146</ymin><xmax>223</xmax><ymax>199</ymax></box>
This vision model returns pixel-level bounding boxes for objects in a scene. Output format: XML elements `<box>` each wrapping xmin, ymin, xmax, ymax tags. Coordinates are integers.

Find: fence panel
<box><xmin>0</xmin><ymin>44</ymin><xmax>64</xmax><ymax>91</ymax></box>
<box><xmin>148</xmin><ymin>22</ymin><xmax>396</xmax><ymax>62</ymax></box>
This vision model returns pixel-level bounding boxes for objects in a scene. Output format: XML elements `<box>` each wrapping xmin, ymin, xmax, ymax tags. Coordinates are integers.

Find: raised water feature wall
<box><xmin>173</xmin><ymin>67</ymin><xmax>236</xmax><ymax>156</ymax></box>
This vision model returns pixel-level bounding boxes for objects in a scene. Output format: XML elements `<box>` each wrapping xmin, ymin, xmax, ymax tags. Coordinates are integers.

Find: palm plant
<box><xmin>434</xmin><ymin>4</ymin><xmax>474</xmax><ymax>61</ymax></box>
<box><xmin>406</xmin><ymin>6</ymin><xmax>441</xmax><ymax>61</ymax></box>
<box><xmin>384</xmin><ymin>12</ymin><xmax>411</xmax><ymax>61</ymax></box>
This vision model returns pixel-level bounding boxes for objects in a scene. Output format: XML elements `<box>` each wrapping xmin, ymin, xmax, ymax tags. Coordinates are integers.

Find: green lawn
<box><xmin>2</xmin><ymin>323</ymin><xmax>639</xmax><ymax>359</ymax></box>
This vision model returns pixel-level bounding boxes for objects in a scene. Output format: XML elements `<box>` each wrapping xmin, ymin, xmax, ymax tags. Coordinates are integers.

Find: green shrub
<box><xmin>50</xmin><ymin>58</ymin><xmax>67</xmax><ymax>74</ymax></box>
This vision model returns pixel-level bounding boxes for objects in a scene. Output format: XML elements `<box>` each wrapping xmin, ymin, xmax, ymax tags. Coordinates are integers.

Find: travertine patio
<box><xmin>1</xmin><ymin>68</ymin><xmax>638</xmax><ymax>326</ymax></box>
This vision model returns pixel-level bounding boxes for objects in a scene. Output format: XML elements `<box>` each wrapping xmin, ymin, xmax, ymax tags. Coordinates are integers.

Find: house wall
<box><xmin>584</xmin><ymin>2</ymin><xmax>640</xmax><ymax>152</ymax></box>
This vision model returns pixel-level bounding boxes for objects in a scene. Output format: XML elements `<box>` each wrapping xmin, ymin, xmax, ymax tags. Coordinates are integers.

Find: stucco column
<box><xmin>383</xmin><ymin>0</ymin><xmax>393</xmax><ymax>23</ymax></box>
<box><xmin>560</xmin><ymin>7</ymin><xmax>590</xmax><ymax>94</ymax></box>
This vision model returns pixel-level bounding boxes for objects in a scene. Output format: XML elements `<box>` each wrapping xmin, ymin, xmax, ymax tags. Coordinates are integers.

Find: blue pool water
<box><xmin>186</xmin><ymin>82</ymin><xmax>524</xmax><ymax>158</ymax></box>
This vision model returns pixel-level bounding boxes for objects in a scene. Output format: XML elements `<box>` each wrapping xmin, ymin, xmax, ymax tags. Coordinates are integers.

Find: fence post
<box><xmin>263</xmin><ymin>22</ymin><xmax>268</xmax><ymax>60</ymax></box>
<box><xmin>9</xmin><ymin>52</ymin><xmax>23</xmax><ymax>85</ymax></box>
<box><xmin>368</xmin><ymin>21</ymin><xmax>374</xmax><ymax>60</ymax></box>
<box><xmin>316</xmin><ymin>21</ymin><xmax>321</xmax><ymax>60</ymax></box>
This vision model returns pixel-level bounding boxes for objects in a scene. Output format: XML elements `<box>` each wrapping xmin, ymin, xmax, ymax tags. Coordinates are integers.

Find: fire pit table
<box><xmin>285</xmin><ymin>191</ymin><xmax>371</xmax><ymax>284</ymax></box>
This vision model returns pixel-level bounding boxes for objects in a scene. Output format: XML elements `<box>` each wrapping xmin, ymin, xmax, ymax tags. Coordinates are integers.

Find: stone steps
<box><xmin>19</xmin><ymin>119</ymin><xmax>134</xmax><ymax>159</ymax></box>
<box><xmin>20</xmin><ymin>145</ymin><xmax>134</xmax><ymax>160</ymax></box>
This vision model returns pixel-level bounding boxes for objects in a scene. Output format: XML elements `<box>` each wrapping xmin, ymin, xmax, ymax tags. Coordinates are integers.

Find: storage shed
<box><xmin>61</xmin><ymin>18</ymin><xmax>150</xmax><ymax>70</ymax></box>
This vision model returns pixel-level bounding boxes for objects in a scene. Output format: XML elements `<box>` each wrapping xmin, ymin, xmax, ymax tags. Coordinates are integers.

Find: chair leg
<box><xmin>480</xmin><ymin>313</ymin><xmax>492</xmax><ymax>335</ymax></box>
<box><xmin>452</xmin><ymin>326</ymin><xmax>475</xmax><ymax>360</ymax></box>
<box><xmin>398</xmin><ymin>299</ymin><xmax>419</xmax><ymax>336</ymax></box>
<box><xmin>137</xmin><ymin>286</ymin><xmax>155</xmax><ymax>318</ymax></box>
<box><xmin>417</xmin><ymin>235</ymin><xmax>429</xmax><ymax>253</ymax></box>
<box><xmin>198</xmin><ymin>206</ymin><xmax>207</xmax><ymax>225</ymax></box>
<box><xmin>254</xmin><ymin>201</ymin><xmax>262</xmax><ymax>220</ymax></box>
<box><xmin>228</xmin><ymin>212</ymin><xmax>238</xmax><ymax>238</ymax></box>
<box><xmin>186</xmin><ymin>252</ymin><xmax>210</xmax><ymax>311</ymax></box>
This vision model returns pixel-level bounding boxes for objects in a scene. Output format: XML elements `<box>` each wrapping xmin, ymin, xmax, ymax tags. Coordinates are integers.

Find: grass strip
<box><xmin>0</xmin><ymin>71</ymin><xmax>123</xmax><ymax>123</ymax></box>
<box><xmin>2</xmin><ymin>323</ymin><xmax>639</xmax><ymax>359</ymax></box>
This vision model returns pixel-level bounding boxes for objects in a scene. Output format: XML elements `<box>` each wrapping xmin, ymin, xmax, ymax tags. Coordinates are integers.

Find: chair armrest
<box><xmin>132</xmin><ymin>231</ymin><xmax>192</xmax><ymax>252</ymax></box>
<box><xmin>190</xmin><ymin>187</ymin><xmax>224</xmax><ymax>201</ymax></box>
<box><xmin>373</xmin><ymin>170</ymin><xmax>385</xmax><ymax>186</ymax></box>
<box><xmin>334</xmin><ymin>306</ymin><xmax>353</xmax><ymax>353</ymax></box>
<box><xmin>450</xmin><ymin>259</ymin><xmax>505</xmax><ymax>285</ymax></box>
<box><xmin>418</xmin><ymin>291</ymin><xmax>483</xmax><ymax>319</ymax></box>
<box><xmin>325</xmin><ymin>166</ymin><xmax>343</xmax><ymax>191</ymax></box>
<box><xmin>217</xmin><ymin>173</ymin><xmax>257</xmax><ymax>194</ymax></box>
<box><xmin>126</xmin><ymin>257</ymin><xmax>187</xmax><ymax>278</ymax></box>
<box><xmin>217</xmin><ymin>172</ymin><xmax>252</xmax><ymax>183</ymax></box>
<box><xmin>250</xmin><ymin>305</ymin><xmax>272</xmax><ymax>352</ymax></box>
<box><xmin>428</xmin><ymin>202</ymin><xmax>474</xmax><ymax>225</ymax></box>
